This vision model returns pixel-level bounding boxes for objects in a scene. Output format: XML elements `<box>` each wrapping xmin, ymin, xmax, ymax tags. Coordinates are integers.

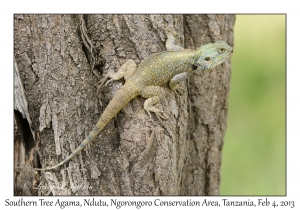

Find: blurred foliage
<box><xmin>220</xmin><ymin>15</ymin><xmax>286</xmax><ymax>195</ymax></box>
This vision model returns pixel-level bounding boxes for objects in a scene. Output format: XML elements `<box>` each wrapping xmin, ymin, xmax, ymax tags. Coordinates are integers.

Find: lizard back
<box><xmin>129</xmin><ymin>50</ymin><xmax>197</xmax><ymax>87</ymax></box>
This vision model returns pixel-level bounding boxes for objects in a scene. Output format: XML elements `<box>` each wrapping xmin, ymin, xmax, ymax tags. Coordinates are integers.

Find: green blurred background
<box><xmin>220</xmin><ymin>15</ymin><xmax>286</xmax><ymax>195</ymax></box>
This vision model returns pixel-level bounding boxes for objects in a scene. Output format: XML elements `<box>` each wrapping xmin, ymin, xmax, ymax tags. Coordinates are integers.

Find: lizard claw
<box><xmin>155</xmin><ymin>112</ymin><xmax>167</xmax><ymax>121</ymax></box>
<box><xmin>145</xmin><ymin>110</ymin><xmax>152</xmax><ymax>119</ymax></box>
<box><xmin>145</xmin><ymin>105</ymin><xmax>167</xmax><ymax>121</ymax></box>
<box><xmin>174</xmin><ymin>86</ymin><xmax>185</xmax><ymax>96</ymax></box>
<box><xmin>165</xmin><ymin>28</ymin><xmax>178</xmax><ymax>38</ymax></box>
<box><xmin>98</xmin><ymin>72</ymin><xmax>116</xmax><ymax>90</ymax></box>
<box><xmin>98</xmin><ymin>75</ymin><xmax>109</xmax><ymax>89</ymax></box>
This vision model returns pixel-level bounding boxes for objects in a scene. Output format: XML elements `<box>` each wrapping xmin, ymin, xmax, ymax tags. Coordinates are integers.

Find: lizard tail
<box><xmin>35</xmin><ymin>83</ymin><xmax>139</xmax><ymax>171</ymax></box>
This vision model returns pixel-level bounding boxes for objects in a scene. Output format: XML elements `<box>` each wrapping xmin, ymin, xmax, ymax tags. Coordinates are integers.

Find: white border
<box><xmin>1</xmin><ymin>0</ymin><xmax>299</xmax><ymax>209</ymax></box>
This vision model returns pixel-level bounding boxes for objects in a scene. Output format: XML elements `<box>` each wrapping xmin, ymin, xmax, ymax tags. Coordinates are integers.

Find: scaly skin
<box><xmin>36</xmin><ymin>30</ymin><xmax>232</xmax><ymax>170</ymax></box>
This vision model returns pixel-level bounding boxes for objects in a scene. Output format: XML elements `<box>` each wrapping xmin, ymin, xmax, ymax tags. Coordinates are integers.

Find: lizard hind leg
<box><xmin>98</xmin><ymin>59</ymin><xmax>137</xmax><ymax>89</ymax></box>
<box><xmin>140</xmin><ymin>86</ymin><xmax>167</xmax><ymax>120</ymax></box>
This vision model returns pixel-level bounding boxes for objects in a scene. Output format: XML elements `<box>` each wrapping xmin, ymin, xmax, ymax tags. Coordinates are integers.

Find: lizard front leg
<box><xmin>165</xmin><ymin>28</ymin><xmax>184</xmax><ymax>52</ymax></box>
<box><xmin>168</xmin><ymin>72</ymin><xmax>190</xmax><ymax>95</ymax></box>
<box><xmin>140</xmin><ymin>86</ymin><xmax>166</xmax><ymax>120</ymax></box>
<box><xmin>98</xmin><ymin>59</ymin><xmax>137</xmax><ymax>88</ymax></box>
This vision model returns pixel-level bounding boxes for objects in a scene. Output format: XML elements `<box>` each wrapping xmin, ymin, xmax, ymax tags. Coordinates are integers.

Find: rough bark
<box><xmin>14</xmin><ymin>14</ymin><xmax>234</xmax><ymax>196</ymax></box>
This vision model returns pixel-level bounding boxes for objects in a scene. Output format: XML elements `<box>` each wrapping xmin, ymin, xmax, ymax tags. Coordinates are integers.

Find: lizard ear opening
<box><xmin>192</xmin><ymin>64</ymin><xmax>197</xmax><ymax>71</ymax></box>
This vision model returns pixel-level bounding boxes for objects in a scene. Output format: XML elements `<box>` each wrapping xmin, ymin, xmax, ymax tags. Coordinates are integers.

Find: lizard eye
<box><xmin>220</xmin><ymin>48</ymin><xmax>225</xmax><ymax>52</ymax></box>
<box><xmin>205</xmin><ymin>57</ymin><xmax>210</xmax><ymax>61</ymax></box>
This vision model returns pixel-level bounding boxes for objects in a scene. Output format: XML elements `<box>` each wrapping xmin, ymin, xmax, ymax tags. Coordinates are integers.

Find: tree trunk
<box><xmin>14</xmin><ymin>14</ymin><xmax>234</xmax><ymax>196</ymax></box>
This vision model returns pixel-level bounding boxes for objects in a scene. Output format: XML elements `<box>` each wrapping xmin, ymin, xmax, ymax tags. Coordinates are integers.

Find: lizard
<box><xmin>35</xmin><ymin>29</ymin><xmax>233</xmax><ymax>170</ymax></box>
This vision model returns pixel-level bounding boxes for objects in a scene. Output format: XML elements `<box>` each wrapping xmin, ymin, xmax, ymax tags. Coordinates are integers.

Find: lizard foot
<box><xmin>165</xmin><ymin>28</ymin><xmax>178</xmax><ymax>38</ymax></box>
<box><xmin>98</xmin><ymin>72</ymin><xmax>115</xmax><ymax>90</ymax></box>
<box><xmin>165</xmin><ymin>28</ymin><xmax>183</xmax><ymax>51</ymax></box>
<box><xmin>145</xmin><ymin>105</ymin><xmax>167</xmax><ymax>121</ymax></box>
<box><xmin>173</xmin><ymin>86</ymin><xmax>185</xmax><ymax>96</ymax></box>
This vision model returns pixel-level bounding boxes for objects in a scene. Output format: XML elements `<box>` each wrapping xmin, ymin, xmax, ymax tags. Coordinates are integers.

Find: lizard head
<box><xmin>193</xmin><ymin>41</ymin><xmax>233</xmax><ymax>72</ymax></box>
